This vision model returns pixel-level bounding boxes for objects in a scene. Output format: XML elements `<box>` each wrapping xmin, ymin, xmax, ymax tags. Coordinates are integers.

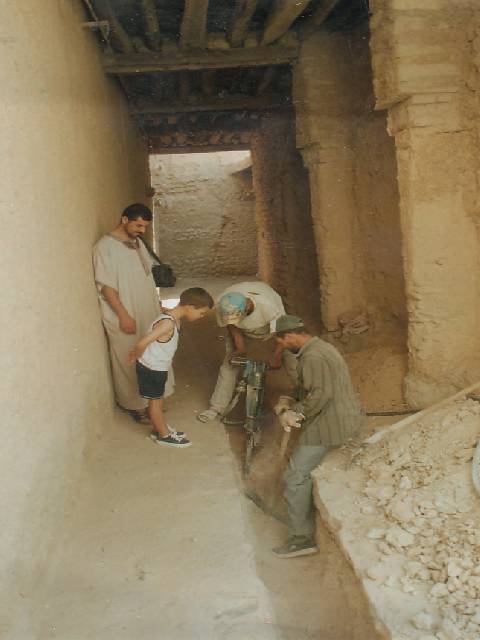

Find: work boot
<box><xmin>272</xmin><ymin>536</ymin><xmax>318</xmax><ymax>559</ymax></box>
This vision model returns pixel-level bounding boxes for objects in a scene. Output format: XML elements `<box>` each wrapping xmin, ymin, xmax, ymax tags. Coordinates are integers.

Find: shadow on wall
<box><xmin>150</xmin><ymin>151</ymin><xmax>258</xmax><ymax>278</ymax></box>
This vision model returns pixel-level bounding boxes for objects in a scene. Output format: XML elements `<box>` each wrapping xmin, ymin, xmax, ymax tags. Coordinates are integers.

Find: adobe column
<box><xmin>293</xmin><ymin>31</ymin><xmax>359</xmax><ymax>331</ymax></box>
<box><xmin>300</xmin><ymin>143</ymin><xmax>356</xmax><ymax>331</ymax></box>
<box><xmin>369</xmin><ymin>0</ymin><xmax>480</xmax><ymax>405</ymax></box>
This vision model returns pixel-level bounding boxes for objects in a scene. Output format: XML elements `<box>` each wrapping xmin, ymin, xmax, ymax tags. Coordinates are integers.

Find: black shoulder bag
<box><xmin>139</xmin><ymin>237</ymin><xmax>176</xmax><ymax>288</ymax></box>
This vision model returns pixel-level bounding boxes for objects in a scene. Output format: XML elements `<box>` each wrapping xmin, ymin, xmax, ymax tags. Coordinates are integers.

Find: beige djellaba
<box><xmin>93</xmin><ymin>234</ymin><xmax>174</xmax><ymax>411</ymax></box>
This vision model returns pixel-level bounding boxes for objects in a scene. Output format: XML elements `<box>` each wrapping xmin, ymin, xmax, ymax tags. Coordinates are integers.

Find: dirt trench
<box><xmin>32</xmin><ymin>278</ymin><xmax>379</xmax><ymax>640</ymax></box>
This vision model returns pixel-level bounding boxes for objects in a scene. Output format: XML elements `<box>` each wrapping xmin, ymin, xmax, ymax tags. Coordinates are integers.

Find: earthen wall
<box><xmin>250</xmin><ymin>114</ymin><xmax>321</xmax><ymax>325</ymax></box>
<box><xmin>369</xmin><ymin>0</ymin><xmax>480</xmax><ymax>405</ymax></box>
<box><xmin>293</xmin><ymin>26</ymin><xmax>406</xmax><ymax>333</ymax></box>
<box><xmin>150</xmin><ymin>152</ymin><xmax>257</xmax><ymax>277</ymax></box>
<box><xmin>0</xmin><ymin>1</ymin><xmax>149</xmax><ymax>631</ymax></box>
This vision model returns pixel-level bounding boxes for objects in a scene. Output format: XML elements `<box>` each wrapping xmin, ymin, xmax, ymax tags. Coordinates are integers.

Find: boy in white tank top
<box><xmin>128</xmin><ymin>288</ymin><xmax>214</xmax><ymax>447</ymax></box>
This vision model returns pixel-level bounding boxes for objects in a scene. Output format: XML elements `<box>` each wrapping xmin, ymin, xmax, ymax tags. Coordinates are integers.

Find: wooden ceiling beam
<box><xmin>92</xmin><ymin>0</ymin><xmax>134</xmax><ymax>52</ymax></box>
<box><xmin>299</xmin><ymin>0</ymin><xmax>341</xmax><ymax>37</ymax></box>
<box><xmin>149</xmin><ymin>143</ymin><xmax>251</xmax><ymax>154</ymax></box>
<box><xmin>256</xmin><ymin>66</ymin><xmax>277</xmax><ymax>95</ymax></box>
<box><xmin>228</xmin><ymin>0</ymin><xmax>258</xmax><ymax>48</ymax></box>
<box><xmin>180</xmin><ymin>0</ymin><xmax>210</xmax><ymax>49</ymax></box>
<box><xmin>178</xmin><ymin>72</ymin><xmax>191</xmax><ymax>101</ymax></box>
<box><xmin>141</xmin><ymin>0</ymin><xmax>162</xmax><ymax>51</ymax></box>
<box><xmin>261</xmin><ymin>0</ymin><xmax>311</xmax><ymax>45</ymax></box>
<box><xmin>129</xmin><ymin>94</ymin><xmax>290</xmax><ymax>115</ymax></box>
<box><xmin>201</xmin><ymin>70</ymin><xmax>217</xmax><ymax>97</ymax></box>
<box><xmin>103</xmin><ymin>44</ymin><xmax>298</xmax><ymax>73</ymax></box>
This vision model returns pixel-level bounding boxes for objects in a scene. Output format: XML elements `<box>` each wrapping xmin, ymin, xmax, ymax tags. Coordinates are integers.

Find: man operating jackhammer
<box><xmin>271</xmin><ymin>315</ymin><xmax>363</xmax><ymax>558</ymax></box>
<box><xmin>197</xmin><ymin>281</ymin><xmax>298</xmax><ymax>423</ymax></box>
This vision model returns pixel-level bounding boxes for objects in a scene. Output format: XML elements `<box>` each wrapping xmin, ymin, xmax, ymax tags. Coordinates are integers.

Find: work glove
<box><xmin>278</xmin><ymin>409</ymin><xmax>304</xmax><ymax>433</ymax></box>
<box><xmin>273</xmin><ymin>395</ymin><xmax>295</xmax><ymax>416</ymax></box>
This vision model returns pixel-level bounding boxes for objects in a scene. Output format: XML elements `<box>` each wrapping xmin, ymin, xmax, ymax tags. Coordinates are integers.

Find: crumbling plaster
<box><xmin>0</xmin><ymin>1</ymin><xmax>149</xmax><ymax>633</ymax></box>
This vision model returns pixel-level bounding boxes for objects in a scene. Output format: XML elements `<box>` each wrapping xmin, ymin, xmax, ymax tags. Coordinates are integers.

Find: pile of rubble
<box><xmin>313</xmin><ymin>398</ymin><xmax>480</xmax><ymax>640</ymax></box>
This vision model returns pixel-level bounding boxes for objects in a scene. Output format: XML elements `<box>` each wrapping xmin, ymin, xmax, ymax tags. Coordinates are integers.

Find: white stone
<box><xmin>431</xmin><ymin>583</ymin><xmax>449</xmax><ymax>598</ymax></box>
<box><xmin>399</xmin><ymin>475</ymin><xmax>412</xmax><ymax>490</ymax></box>
<box><xmin>447</xmin><ymin>561</ymin><xmax>462</xmax><ymax>578</ymax></box>
<box><xmin>367</xmin><ymin>528</ymin><xmax>386</xmax><ymax>540</ymax></box>
<box><xmin>365</xmin><ymin>482</ymin><xmax>395</xmax><ymax>501</ymax></box>
<box><xmin>386</xmin><ymin>525</ymin><xmax>415</xmax><ymax>548</ymax></box>
<box><xmin>412</xmin><ymin>612</ymin><xmax>435</xmax><ymax>631</ymax></box>
<box><xmin>401</xmin><ymin>579</ymin><xmax>415</xmax><ymax>593</ymax></box>
<box><xmin>377</xmin><ymin>541</ymin><xmax>393</xmax><ymax>555</ymax></box>
<box><xmin>405</xmin><ymin>561</ymin><xmax>424</xmax><ymax>579</ymax></box>
<box><xmin>366</xmin><ymin>563</ymin><xmax>388</xmax><ymax>582</ymax></box>
<box><xmin>385</xmin><ymin>575</ymin><xmax>397</xmax><ymax>587</ymax></box>
<box><xmin>440</xmin><ymin>618</ymin><xmax>463</xmax><ymax>639</ymax></box>
<box><xmin>472</xmin><ymin>611</ymin><xmax>480</xmax><ymax>624</ymax></box>
<box><xmin>361</xmin><ymin>504</ymin><xmax>375</xmax><ymax>515</ymax></box>
<box><xmin>389</xmin><ymin>497</ymin><xmax>415</xmax><ymax>523</ymax></box>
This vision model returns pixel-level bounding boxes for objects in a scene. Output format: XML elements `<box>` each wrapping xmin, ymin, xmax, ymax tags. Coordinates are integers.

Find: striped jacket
<box><xmin>294</xmin><ymin>337</ymin><xmax>362</xmax><ymax>446</ymax></box>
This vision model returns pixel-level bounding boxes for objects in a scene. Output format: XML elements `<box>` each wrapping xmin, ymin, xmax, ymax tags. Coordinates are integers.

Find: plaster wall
<box><xmin>0</xmin><ymin>1</ymin><xmax>149</xmax><ymax>633</ymax></box>
<box><xmin>369</xmin><ymin>0</ymin><xmax>480</xmax><ymax>405</ymax></box>
<box><xmin>250</xmin><ymin>114</ymin><xmax>321</xmax><ymax>326</ymax></box>
<box><xmin>150</xmin><ymin>152</ymin><xmax>257</xmax><ymax>277</ymax></box>
<box><xmin>293</xmin><ymin>27</ymin><xmax>406</xmax><ymax>333</ymax></box>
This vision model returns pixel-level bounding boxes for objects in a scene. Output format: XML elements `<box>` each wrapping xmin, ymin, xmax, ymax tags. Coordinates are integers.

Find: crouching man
<box><xmin>271</xmin><ymin>315</ymin><xmax>362</xmax><ymax>559</ymax></box>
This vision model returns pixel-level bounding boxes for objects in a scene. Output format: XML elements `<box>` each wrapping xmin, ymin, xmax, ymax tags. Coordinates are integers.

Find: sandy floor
<box><xmin>33</xmin><ymin>278</ymin><xmax>379</xmax><ymax>640</ymax></box>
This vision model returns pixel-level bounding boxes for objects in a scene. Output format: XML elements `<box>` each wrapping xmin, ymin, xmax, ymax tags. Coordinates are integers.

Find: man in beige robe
<box><xmin>93</xmin><ymin>203</ymin><xmax>174</xmax><ymax>421</ymax></box>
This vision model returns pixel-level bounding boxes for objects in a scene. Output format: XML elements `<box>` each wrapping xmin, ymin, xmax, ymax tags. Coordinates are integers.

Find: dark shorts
<box><xmin>136</xmin><ymin>362</ymin><xmax>168</xmax><ymax>400</ymax></box>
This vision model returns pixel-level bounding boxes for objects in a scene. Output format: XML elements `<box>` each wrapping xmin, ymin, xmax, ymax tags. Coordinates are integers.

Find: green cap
<box><xmin>274</xmin><ymin>314</ymin><xmax>305</xmax><ymax>333</ymax></box>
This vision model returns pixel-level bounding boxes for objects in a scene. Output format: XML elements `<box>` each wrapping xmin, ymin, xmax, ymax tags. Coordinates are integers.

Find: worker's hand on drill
<box><xmin>267</xmin><ymin>355</ymin><xmax>282</xmax><ymax>370</ymax></box>
<box><xmin>278</xmin><ymin>409</ymin><xmax>304</xmax><ymax>432</ymax></box>
<box><xmin>273</xmin><ymin>395</ymin><xmax>295</xmax><ymax>416</ymax></box>
<box><xmin>229</xmin><ymin>350</ymin><xmax>246</xmax><ymax>364</ymax></box>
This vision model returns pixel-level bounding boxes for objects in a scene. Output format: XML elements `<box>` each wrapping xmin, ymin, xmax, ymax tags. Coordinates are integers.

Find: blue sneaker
<box><xmin>150</xmin><ymin>431</ymin><xmax>191</xmax><ymax>448</ymax></box>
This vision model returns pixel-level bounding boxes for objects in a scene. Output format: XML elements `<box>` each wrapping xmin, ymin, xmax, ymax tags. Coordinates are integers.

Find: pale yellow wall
<box><xmin>0</xmin><ymin>1</ymin><xmax>149</xmax><ymax>632</ymax></box>
<box><xmin>293</xmin><ymin>28</ymin><xmax>406</xmax><ymax>333</ymax></box>
<box><xmin>369</xmin><ymin>0</ymin><xmax>480</xmax><ymax>405</ymax></box>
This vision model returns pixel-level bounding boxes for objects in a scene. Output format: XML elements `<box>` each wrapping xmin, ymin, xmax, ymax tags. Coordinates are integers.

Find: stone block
<box><xmin>398</xmin><ymin>63</ymin><xmax>461</xmax><ymax>95</ymax></box>
<box><xmin>391</xmin><ymin>0</ymin><xmax>446</xmax><ymax>10</ymax></box>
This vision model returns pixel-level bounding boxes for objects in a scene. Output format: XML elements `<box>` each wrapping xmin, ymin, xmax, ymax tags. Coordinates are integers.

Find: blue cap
<box><xmin>218</xmin><ymin>292</ymin><xmax>248</xmax><ymax>326</ymax></box>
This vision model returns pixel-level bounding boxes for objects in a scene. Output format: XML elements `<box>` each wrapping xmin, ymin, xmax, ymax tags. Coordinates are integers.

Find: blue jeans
<box><xmin>283</xmin><ymin>444</ymin><xmax>330</xmax><ymax>539</ymax></box>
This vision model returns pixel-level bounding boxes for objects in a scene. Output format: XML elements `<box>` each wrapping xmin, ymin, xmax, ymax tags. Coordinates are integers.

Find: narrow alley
<box><xmin>2</xmin><ymin>1</ymin><xmax>480</xmax><ymax>639</ymax></box>
<box><xmin>33</xmin><ymin>279</ymin><xmax>377</xmax><ymax>640</ymax></box>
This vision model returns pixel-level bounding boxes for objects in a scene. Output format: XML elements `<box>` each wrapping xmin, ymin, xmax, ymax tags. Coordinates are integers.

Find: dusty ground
<box><xmin>31</xmin><ymin>278</ymin><xmax>381</xmax><ymax>640</ymax></box>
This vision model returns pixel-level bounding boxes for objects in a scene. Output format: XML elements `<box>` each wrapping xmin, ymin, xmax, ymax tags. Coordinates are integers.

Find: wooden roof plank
<box><xmin>130</xmin><ymin>93</ymin><xmax>290</xmax><ymax>115</ymax></box>
<box><xmin>180</xmin><ymin>0</ymin><xmax>210</xmax><ymax>49</ymax></box>
<box><xmin>299</xmin><ymin>0</ymin><xmax>342</xmax><ymax>36</ymax></box>
<box><xmin>229</xmin><ymin>0</ymin><xmax>258</xmax><ymax>48</ymax></box>
<box><xmin>261</xmin><ymin>0</ymin><xmax>311</xmax><ymax>45</ymax></box>
<box><xmin>92</xmin><ymin>0</ymin><xmax>134</xmax><ymax>52</ymax></box>
<box><xmin>103</xmin><ymin>44</ymin><xmax>298</xmax><ymax>73</ymax></box>
<box><xmin>141</xmin><ymin>0</ymin><xmax>162</xmax><ymax>51</ymax></box>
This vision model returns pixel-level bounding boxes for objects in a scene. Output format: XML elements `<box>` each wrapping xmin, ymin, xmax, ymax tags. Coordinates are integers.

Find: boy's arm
<box><xmin>127</xmin><ymin>319</ymin><xmax>174</xmax><ymax>363</ymax></box>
